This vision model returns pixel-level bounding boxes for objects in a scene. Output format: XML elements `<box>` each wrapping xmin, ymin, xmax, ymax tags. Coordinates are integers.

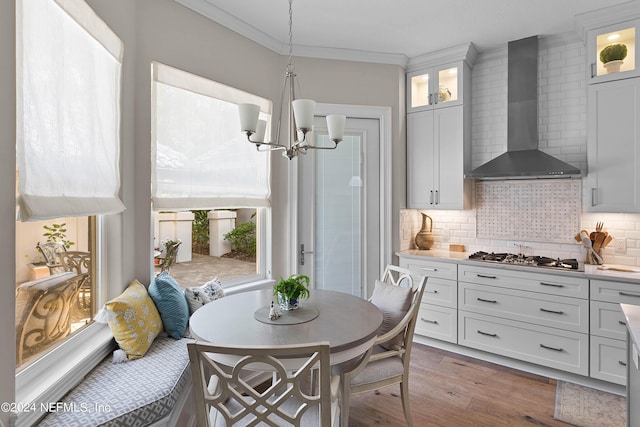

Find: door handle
<box><xmin>435</xmin><ymin>190</ymin><xmax>439</xmax><ymax>204</ymax></box>
<box><xmin>430</xmin><ymin>190</ymin><xmax>434</xmax><ymax>205</ymax></box>
<box><xmin>300</xmin><ymin>244</ymin><xmax>314</xmax><ymax>266</ymax></box>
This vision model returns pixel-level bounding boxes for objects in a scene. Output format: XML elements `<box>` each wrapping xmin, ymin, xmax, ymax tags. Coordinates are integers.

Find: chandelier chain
<box><xmin>288</xmin><ymin>0</ymin><xmax>294</xmax><ymax>67</ymax></box>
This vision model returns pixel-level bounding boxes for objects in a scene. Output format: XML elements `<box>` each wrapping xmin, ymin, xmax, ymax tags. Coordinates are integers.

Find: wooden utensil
<box><xmin>602</xmin><ymin>235</ymin><xmax>613</xmax><ymax>248</ymax></box>
<box><xmin>593</xmin><ymin>232</ymin><xmax>607</xmax><ymax>251</ymax></box>
<box><xmin>598</xmin><ymin>264</ymin><xmax>640</xmax><ymax>273</ymax></box>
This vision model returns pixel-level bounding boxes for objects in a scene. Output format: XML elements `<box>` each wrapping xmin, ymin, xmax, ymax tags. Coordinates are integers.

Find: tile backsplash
<box><xmin>400</xmin><ymin>208</ymin><xmax>640</xmax><ymax>266</ymax></box>
<box><xmin>476</xmin><ymin>180</ymin><xmax>581</xmax><ymax>243</ymax></box>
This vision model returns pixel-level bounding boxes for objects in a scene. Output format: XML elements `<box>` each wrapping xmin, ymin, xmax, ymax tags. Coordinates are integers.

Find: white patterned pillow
<box><xmin>184</xmin><ymin>278</ymin><xmax>224</xmax><ymax>315</ymax></box>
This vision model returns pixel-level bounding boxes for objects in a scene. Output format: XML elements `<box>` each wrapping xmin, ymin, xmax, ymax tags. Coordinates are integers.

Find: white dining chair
<box><xmin>188</xmin><ymin>341</ymin><xmax>340</xmax><ymax>427</ymax></box>
<box><xmin>339</xmin><ymin>264</ymin><xmax>427</xmax><ymax>427</ymax></box>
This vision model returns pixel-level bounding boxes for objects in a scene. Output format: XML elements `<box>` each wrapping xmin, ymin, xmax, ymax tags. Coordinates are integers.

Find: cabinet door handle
<box><xmin>428</xmin><ymin>93</ymin><xmax>433</xmax><ymax>105</ymax></box>
<box><xmin>540</xmin><ymin>282</ymin><xmax>564</xmax><ymax>288</ymax></box>
<box><xmin>619</xmin><ymin>360</ymin><xmax>628</xmax><ymax>367</ymax></box>
<box><xmin>540</xmin><ymin>344</ymin><xmax>564</xmax><ymax>352</ymax></box>
<box><xmin>540</xmin><ymin>308</ymin><xmax>564</xmax><ymax>315</ymax></box>
<box><xmin>591</xmin><ymin>63</ymin><xmax>596</xmax><ymax>78</ymax></box>
<box><xmin>435</xmin><ymin>190</ymin><xmax>440</xmax><ymax>204</ymax></box>
<box><xmin>419</xmin><ymin>267</ymin><xmax>437</xmax><ymax>272</ymax></box>
<box><xmin>619</xmin><ymin>320</ymin><xmax>627</xmax><ymax>326</ymax></box>
<box><xmin>477</xmin><ymin>330</ymin><xmax>498</xmax><ymax>337</ymax></box>
<box><xmin>430</xmin><ymin>190</ymin><xmax>434</xmax><ymax>205</ymax></box>
<box><xmin>421</xmin><ymin>318</ymin><xmax>439</xmax><ymax>325</ymax></box>
<box><xmin>425</xmin><ymin>289</ymin><xmax>439</xmax><ymax>294</ymax></box>
<box><xmin>477</xmin><ymin>274</ymin><xmax>497</xmax><ymax>279</ymax></box>
<box><xmin>591</xmin><ymin>188</ymin><xmax>597</xmax><ymax>206</ymax></box>
<box><xmin>477</xmin><ymin>297</ymin><xmax>497</xmax><ymax>303</ymax></box>
<box><xmin>433</xmin><ymin>92</ymin><xmax>438</xmax><ymax>105</ymax></box>
<box><xmin>619</xmin><ymin>291</ymin><xmax>640</xmax><ymax>298</ymax></box>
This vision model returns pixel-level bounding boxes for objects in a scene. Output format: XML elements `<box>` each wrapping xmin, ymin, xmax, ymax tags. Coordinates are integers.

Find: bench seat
<box><xmin>38</xmin><ymin>335</ymin><xmax>192</xmax><ymax>427</ymax></box>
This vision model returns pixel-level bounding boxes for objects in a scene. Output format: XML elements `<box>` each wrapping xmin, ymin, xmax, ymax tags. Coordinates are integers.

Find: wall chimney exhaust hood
<box><xmin>466</xmin><ymin>36</ymin><xmax>582</xmax><ymax>180</ymax></box>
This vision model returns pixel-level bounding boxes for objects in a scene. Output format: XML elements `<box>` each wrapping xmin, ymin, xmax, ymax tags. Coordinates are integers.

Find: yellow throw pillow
<box><xmin>105</xmin><ymin>280</ymin><xmax>163</xmax><ymax>360</ymax></box>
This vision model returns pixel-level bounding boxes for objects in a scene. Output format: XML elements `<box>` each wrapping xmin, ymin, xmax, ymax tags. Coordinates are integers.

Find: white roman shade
<box><xmin>151</xmin><ymin>62</ymin><xmax>271</xmax><ymax>211</ymax></box>
<box><xmin>16</xmin><ymin>0</ymin><xmax>124</xmax><ymax>221</ymax></box>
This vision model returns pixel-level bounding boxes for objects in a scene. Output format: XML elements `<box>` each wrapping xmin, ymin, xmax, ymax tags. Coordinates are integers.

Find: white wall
<box><xmin>0</xmin><ymin>1</ymin><xmax>15</xmax><ymax>424</ymax></box>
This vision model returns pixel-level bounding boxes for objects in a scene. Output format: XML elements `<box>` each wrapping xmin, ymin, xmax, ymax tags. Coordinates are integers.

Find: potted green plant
<box><xmin>273</xmin><ymin>274</ymin><xmax>310</xmax><ymax>310</ymax></box>
<box><xmin>600</xmin><ymin>43</ymin><xmax>628</xmax><ymax>73</ymax></box>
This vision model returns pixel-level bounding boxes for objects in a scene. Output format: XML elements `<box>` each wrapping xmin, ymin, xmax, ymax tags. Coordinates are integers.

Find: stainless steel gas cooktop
<box><xmin>468</xmin><ymin>251</ymin><xmax>583</xmax><ymax>272</ymax></box>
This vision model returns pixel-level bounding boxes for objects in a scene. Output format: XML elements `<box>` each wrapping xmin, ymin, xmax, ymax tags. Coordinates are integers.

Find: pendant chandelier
<box><xmin>238</xmin><ymin>0</ymin><xmax>346</xmax><ymax>160</ymax></box>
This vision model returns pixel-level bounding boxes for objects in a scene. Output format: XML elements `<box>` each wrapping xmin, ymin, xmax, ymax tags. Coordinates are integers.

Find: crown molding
<box><xmin>574</xmin><ymin>1</ymin><xmax>640</xmax><ymax>43</ymax></box>
<box><xmin>174</xmin><ymin>0</ymin><xmax>408</xmax><ymax>67</ymax></box>
<box><xmin>407</xmin><ymin>42</ymin><xmax>478</xmax><ymax>72</ymax></box>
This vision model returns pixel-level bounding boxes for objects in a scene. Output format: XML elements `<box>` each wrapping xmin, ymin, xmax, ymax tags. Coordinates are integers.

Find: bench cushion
<box><xmin>38</xmin><ymin>335</ymin><xmax>192</xmax><ymax>427</ymax></box>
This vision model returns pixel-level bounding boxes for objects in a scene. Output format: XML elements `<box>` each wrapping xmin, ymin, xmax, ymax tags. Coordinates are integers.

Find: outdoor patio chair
<box><xmin>15</xmin><ymin>272</ymin><xmax>89</xmax><ymax>365</ymax></box>
<box><xmin>59</xmin><ymin>251</ymin><xmax>92</xmax><ymax>309</ymax></box>
<box><xmin>340</xmin><ymin>264</ymin><xmax>427</xmax><ymax>427</ymax></box>
<box><xmin>36</xmin><ymin>241</ymin><xmax>67</xmax><ymax>275</ymax></box>
<box><xmin>188</xmin><ymin>340</ymin><xmax>340</xmax><ymax>427</ymax></box>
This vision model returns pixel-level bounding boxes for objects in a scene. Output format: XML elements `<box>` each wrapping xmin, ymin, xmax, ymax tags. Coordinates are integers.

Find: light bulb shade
<box><xmin>250</xmin><ymin>119</ymin><xmax>267</xmax><ymax>143</ymax></box>
<box><xmin>292</xmin><ymin>99</ymin><xmax>316</xmax><ymax>130</ymax></box>
<box><xmin>327</xmin><ymin>114</ymin><xmax>346</xmax><ymax>141</ymax></box>
<box><xmin>239</xmin><ymin>103</ymin><xmax>260</xmax><ymax>132</ymax></box>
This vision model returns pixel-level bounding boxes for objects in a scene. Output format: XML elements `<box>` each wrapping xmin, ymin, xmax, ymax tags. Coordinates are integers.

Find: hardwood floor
<box><xmin>347</xmin><ymin>343</ymin><xmax>575</xmax><ymax>426</ymax></box>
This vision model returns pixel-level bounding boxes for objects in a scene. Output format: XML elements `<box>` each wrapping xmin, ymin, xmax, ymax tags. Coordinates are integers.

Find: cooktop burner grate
<box><xmin>468</xmin><ymin>251</ymin><xmax>581</xmax><ymax>271</ymax></box>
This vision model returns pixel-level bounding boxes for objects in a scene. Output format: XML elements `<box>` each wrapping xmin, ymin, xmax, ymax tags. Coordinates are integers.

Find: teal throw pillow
<box><xmin>149</xmin><ymin>272</ymin><xmax>189</xmax><ymax>339</ymax></box>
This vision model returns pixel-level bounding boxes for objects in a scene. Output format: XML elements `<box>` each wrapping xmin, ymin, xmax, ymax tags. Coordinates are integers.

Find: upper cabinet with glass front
<box><xmin>406</xmin><ymin>43</ymin><xmax>477</xmax><ymax>113</ymax></box>
<box><xmin>408</xmin><ymin>63</ymin><xmax>464</xmax><ymax>111</ymax></box>
<box><xmin>587</xmin><ymin>20</ymin><xmax>640</xmax><ymax>83</ymax></box>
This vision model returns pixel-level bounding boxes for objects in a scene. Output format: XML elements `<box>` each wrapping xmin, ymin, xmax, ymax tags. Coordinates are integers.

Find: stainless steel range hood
<box><xmin>466</xmin><ymin>36</ymin><xmax>582</xmax><ymax>179</ymax></box>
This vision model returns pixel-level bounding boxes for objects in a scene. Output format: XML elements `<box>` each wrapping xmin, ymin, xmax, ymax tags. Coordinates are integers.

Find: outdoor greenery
<box><xmin>41</xmin><ymin>223</ymin><xmax>74</xmax><ymax>249</ymax></box>
<box><xmin>224</xmin><ymin>221</ymin><xmax>256</xmax><ymax>258</ymax></box>
<box><xmin>273</xmin><ymin>274</ymin><xmax>311</xmax><ymax>301</ymax></box>
<box><xmin>600</xmin><ymin>43</ymin><xmax>628</xmax><ymax>64</ymax></box>
<box><xmin>191</xmin><ymin>209</ymin><xmax>210</xmax><ymax>254</ymax></box>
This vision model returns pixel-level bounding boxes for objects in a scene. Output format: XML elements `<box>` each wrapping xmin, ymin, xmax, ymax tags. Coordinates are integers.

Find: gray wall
<box><xmin>2</xmin><ymin>0</ymin><xmax>406</xmax><ymax>410</ymax></box>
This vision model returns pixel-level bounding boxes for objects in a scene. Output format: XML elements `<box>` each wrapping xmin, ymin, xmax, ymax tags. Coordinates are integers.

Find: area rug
<box><xmin>554</xmin><ymin>381</ymin><xmax>626</xmax><ymax>427</ymax></box>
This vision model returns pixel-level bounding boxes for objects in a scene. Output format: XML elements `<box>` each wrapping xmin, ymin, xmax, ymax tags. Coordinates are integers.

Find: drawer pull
<box><xmin>619</xmin><ymin>361</ymin><xmax>628</xmax><ymax>367</ymax></box>
<box><xmin>539</xmin><ymin>344</ymin><xmax>564</xmax><ymax>352</ymax></box>
<box><xmin>477</xmin><ymin>274</ymin><xmax>497</xmax><ymax>279</ymax></box>
<box><xmin>425</xmin><ymin>289</ymin><xmax>439</xmax><ymax>294</ymax></box>
<box><xmin>619</xmin><ymin>291</ymin><xmax>640</xmax><ymax>298</ymax></box>
<box><xmin>420</xmin><ymin>267</ymin><xmax>438</xmax><ymax>272</ymax></box>
<box><xmin>539</xmin><ymin>308</ymin><xmax>564</xmax><ymax>315</ymax></box>
<box><xmin>540</xmin><ymin>282</ymin><xmax>564</xmax><ymax>288</ymax></box>
<box><xmin>477</xmin><ymin>330</ymin><xmax>498</xmax><ymax>337</ymax></box>
<box><xmin>421</xmin><ymin>318</ymin><xmax>439</xmax><ymax>325</ymax></box>
<box><xmin>477</xmin><ymin>297</ymin><xmax>497</xmax><ymax>304</ymax></box>
<box><xmin>620</xmin><ymin>320</ymin><xmax>627</xmax><ymax>326</ymax></box>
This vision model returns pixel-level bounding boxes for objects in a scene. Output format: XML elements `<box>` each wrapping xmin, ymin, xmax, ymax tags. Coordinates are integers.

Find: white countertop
<box><xmin>398</xmin><ymin>249</ymin><xmax>640</xmax><ymax>285</ymax></box>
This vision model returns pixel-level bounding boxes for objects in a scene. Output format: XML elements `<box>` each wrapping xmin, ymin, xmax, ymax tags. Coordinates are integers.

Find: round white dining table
<box><xmin>189</xmin><ymin>288</ymin><xmax>383</xmax><ymax>366</ymax></box>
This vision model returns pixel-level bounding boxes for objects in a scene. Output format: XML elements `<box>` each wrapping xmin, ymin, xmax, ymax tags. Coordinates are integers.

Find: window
<box><xmin>15</xmin><ymin>0</ymin><xmax>122</xmax><ymax>416</ymax></box>
<box><xmin>151</xmin><ymin>63</ymin><xmax>272</xmax><ymax>285</ymax></box>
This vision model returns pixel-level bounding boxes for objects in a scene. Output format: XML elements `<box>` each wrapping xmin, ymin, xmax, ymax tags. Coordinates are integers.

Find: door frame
<box><xmin>288</xmin><ymin>104</ymin><xmax>392</xmax><ymax>296</ymax></box>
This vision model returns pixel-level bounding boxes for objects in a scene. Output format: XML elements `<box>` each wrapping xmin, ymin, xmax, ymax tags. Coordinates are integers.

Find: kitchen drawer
<box><xmin>422</xmin><ymin>277</ymin><xmax>457</xmax><ymax>309</ymax></box>
<box><xmin>590</xmin><ymin>300</ymin><xmax>627</xmax><ymax>340</ymax></box>
<box><xmin>459</xmin><ymin>282</ymin><xmax>588</xmax><ymax>333</ymax></box>
<box><xmin>415</xmin><ymin>303</ymin><xmax>457</xmax><ymax>343</ymax></box>
<box><xmin>459</xmin><ymin>264</ymin><xmax>588</xmax><ymax>299</ymax></box>
<box><xmin>458</xmin><ymin>311</ymin><xmax>588</xmax><ymax>375</ymax></box>
<box><xmin>400</xmin><ymin>258</ymin><xmax>457</xmax><ymax>281</ymax></box>
<box><xmin>591</xmin><ymin>279</ymin><xmax>640</xmax><ymax>304</ymax></box>
<box><xmin>590</xmin><ymin>335</ymin><xmax>627</xmax><ymax>386</ymax></box>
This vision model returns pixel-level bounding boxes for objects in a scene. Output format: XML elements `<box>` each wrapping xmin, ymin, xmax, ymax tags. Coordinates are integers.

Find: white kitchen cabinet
<box><xmin>589</xmin><ymin>279</ymin><xmax>640</xmax><ymax>385</ymax></box>
<box><xmin>457</xmin><ymin>264</ymin><xmax>589</xmax><ymax>375</ymax></box>
<box><xmin>586</xmin><ymin>19</ymin><xmax>640</xmax><ymax>84</ymax></box>
<box><xmin>399</xmin><ymin>257</ymin><xmax>458</xmax><ymax>343</ymax></box>
<box><xmin>407</xmin><ymin>107</ymin><xmax>473</xmax><ymax>210</ymax></box>
<box><xmin>586</xmin><ymin>78</ymin><xmax>640</xmax><ymax>212</ymax></box>
<box><xmin>406</xmin><ymin>43</ymin><xmax>475</xmax><ymax>210</ymax></box>
<box><xmin>407</xmin><ymin>62</ymin><xmax>465</xmax><ymax>112</ymax></box>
